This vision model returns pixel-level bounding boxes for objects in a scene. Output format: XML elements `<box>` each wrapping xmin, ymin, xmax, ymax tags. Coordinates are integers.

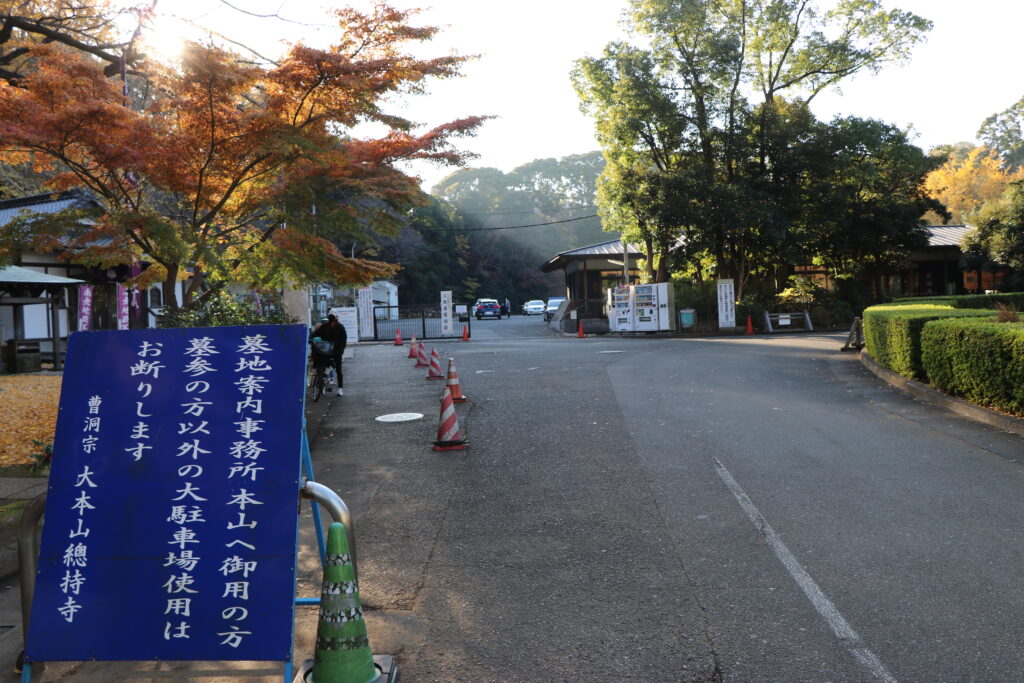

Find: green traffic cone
<box><xmin>310</xmin><ymin>522</ymin><xmax>379</xmax><ymax>683</ymax></box>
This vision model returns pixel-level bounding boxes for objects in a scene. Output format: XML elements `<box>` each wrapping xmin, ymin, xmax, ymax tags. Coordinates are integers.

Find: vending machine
<box><xmin>606</xmin><ymin>282</ymin><xmax>676</xmax><ymax>332</ymax></box>
<box><xmin>607</xmin><ymin>285</ymin><xmax>634</xmax><ymax>332</ymax></box>
<box><xmin>632</xmin><ymin>284</ymin><xmax>658</xmax><ymax>331</ymax></box>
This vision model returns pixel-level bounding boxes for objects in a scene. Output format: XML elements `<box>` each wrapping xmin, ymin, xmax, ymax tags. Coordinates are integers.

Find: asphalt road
<box><xmin>34</xmin><ymin>319</ymin><xmax>1018</xmax><ymax>681</ymax></box>
<box><xmin>321</xmin><ymin>317</ymin><xmax>1024</xmax><ymax>682</ymax></box>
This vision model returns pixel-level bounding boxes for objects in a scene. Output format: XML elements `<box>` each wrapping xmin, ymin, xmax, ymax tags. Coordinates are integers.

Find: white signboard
<box><xmin>455</xmin><ymin>305</ymin><xmax>467</xmax><ymax>315</ymax></box>
<box><xmin>778</xmin><ymin>314</ymin><xmax>791</xmax><ymax>326</ymax></box>
<box><xmin>329</xmin><ymin>306</ymin><xmax>359</xmax><ymax>343</ymax></box>
<box><xmin>717</xmin><ymin>278</ymin><xmax>736</xmax><ymax>329</ymax></box>
<box><xmin>440</xmin><ymin>290</ymin><xmax>454</xmax><ymax>336</ymax></box>
<box><xmin>356</xmin><ymin>287</ymin><xmax>373</xmax><ymax>340</ymax></box>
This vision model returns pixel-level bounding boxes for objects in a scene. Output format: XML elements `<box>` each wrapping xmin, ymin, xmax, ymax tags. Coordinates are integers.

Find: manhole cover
<box><xmin>375</xmin><ymin>413</ymin><xmax>424</xmax><ymax>423</ymax></box>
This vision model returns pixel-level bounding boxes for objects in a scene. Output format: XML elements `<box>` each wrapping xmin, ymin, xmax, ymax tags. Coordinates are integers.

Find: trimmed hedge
<box><xmin>862</xmin><ymin>304</ymin><xmax>992</xmax><ymax>379</ymax></box>
<box><xmin>921</xmin><ymin>317</ymin><xmax>1024</xmax><ymax>415</ymax></box>
<box><xmin>892</xmin><ymin>292</ymin><xmax>1024</xmax><ymax>310</ymax></box>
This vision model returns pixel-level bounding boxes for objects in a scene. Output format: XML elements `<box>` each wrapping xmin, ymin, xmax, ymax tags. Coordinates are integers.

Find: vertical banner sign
<box><xmin>116</xmin><ymin>284</ymin><xmax>130</xmax><ymax>330</ymax></box>
<box><xmin>78</xmin><ymin>285</ymin><xmax>94</xmax><ymax>332</ymax></box>
<box><xmin>356</xmin><ymin>287</ymin><xmax>373</xmax><ymax>340</ymax></box>
<box><xmin>716</xmin><ymin>278</ymin><xmax>736</xmax><ymax>329</ymax></box>
<box><xmin>440</xmin><ymin>290</ymin><xmax>453</xmax><ymax>337</ymax></box>
<box><xmin>26</xmin><ymin>324</ymin><xmax>307</xmax><ymax>663</ymax></box>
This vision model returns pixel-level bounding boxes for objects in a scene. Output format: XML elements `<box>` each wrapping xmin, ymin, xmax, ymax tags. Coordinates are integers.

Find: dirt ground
<box><xmin>0</xmin><ymin>374</ymin><xmax>60</xmax><ymax>466</ymax></box>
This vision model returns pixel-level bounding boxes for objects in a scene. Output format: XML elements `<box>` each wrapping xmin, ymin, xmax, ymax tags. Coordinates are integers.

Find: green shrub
<box><xmin>158</xmin><ymin>290</ymin><xmax>296</xmax><ymax>328</ymax></box>
<box><xmin>921</xmin><ymin>317</ymin><xmax>1024</xmax><ymax>415</ymax></box>
<box><xmin>892</xmin><ymin>292</ymin><xmax>1024</xmax><ymax>310</ymax></box>
<box><xmin>862</xmin><ymin>304</ymin><xmax>992</xmax><ymax>379</ymax></box>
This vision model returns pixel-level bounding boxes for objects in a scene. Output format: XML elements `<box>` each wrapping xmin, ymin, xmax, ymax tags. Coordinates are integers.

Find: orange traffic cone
<box><xmin>408</xmin><ymin>335</ymin><xmax>419</xmax><ymax>359</ymax></box>
<box><xmin>578</xmin><ymin>320</ymin><xmax>584</xmax><ymax>338</ymax></box>
<box><xmin>394</xmin><ymin>329</ymin><xmax>403</xmax><ymax>346</ymax></box>
<box><xmin>433</xmin><ymin>387</ymin><xmax>468</xmax><ymax>451</ymax></box>
<box><xmin>415</xmin><ymin>340</ymin><xmax>429</xmax><ymax>367</ymax></box>
<box><xmin>445</xmin><ymin>358</ymin><xmax>468</xmax><ymax>403</ymax></box>
<box><xmin>745</xmin><ymin>314</ymin><xmax>753</xmax><ymax>335</ymax></box>
<box><xmin>426</xmin><ymin>347</ymin><xmax>445</xmax><ymax>380</ymax></box>
<box><xmin>461</xmin><ymin>325</ymin><xmax>469</xmax><ymax>342</ymax></box>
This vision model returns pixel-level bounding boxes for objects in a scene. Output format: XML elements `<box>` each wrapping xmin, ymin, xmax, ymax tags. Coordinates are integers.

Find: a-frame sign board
<box><xmin>23</xmin><ymin>324</ymin><xmax>311</xmax><ymax>681</ymax></box>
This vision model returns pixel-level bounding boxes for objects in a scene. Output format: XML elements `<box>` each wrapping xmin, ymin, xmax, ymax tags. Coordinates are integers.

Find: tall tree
<box><xmin>573</xmin><ymin>0</ymin><xmax>932</xmax><ymax>298</ymax></box>
<box><xmin>0</xmin><ymin>3</ymin><xmax>485</xmax><ymax>307</ymax></box>
<box><xmin>978</xmin><ymin>97</ymin><xmax>1024</xmax><ymax>170</ymax></box>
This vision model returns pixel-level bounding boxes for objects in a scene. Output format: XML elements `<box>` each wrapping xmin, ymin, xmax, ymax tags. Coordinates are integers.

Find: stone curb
<box><xmin>859</xmin><ymin>350</ymin><xmax>1024</xmax><ymax>438</ymax></box>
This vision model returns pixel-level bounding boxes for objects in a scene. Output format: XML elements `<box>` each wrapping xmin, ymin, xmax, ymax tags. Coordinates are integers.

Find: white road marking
<box><xmin>712</xmin><ymin>458</ymin><xmax>897</xmax><ymax>683</ymax></box>
<box><xmin>475</xmin><ymin>370</ymin><xmax>494</xmax><ymax>374</ymax></box>
<box><xmin>598</xmin><ymin>350</ymin><xmax>625</xmax><ymax>354</ymax></box>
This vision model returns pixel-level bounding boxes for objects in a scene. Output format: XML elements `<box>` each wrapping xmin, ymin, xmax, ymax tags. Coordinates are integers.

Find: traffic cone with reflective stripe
<box><xmin>310</xmin><ymin>522</ymin><xmax>379</xmax><ymax>683</ymax></box>
<box><xmin>426</xmin><ymin>347</ymin><xmax>445</xmax><ymax>380</ymax></box>
<box><xmin>407</xmin><ymin>335</ymin><xmax>418</xmax><ymax>359</ymax></box>
<box><xmin>445</xmin><ymin>358</ymin><xmax>467</xmax><ymax>403</ymax></box>
<box><xmin>415</xmin><ymin>340</ymin><xmax>428</xmax><ymax>368</ymax></box>
<box><xmin>433</xmin><ymin>387</ymin><xmax>468</xmax><ymax>451</ymax></box>
<box><xmin>394</xmin><ymin>329</ymin><xmax>402</xmax><ymax>346</ymax></box>
<box><xmin>461</xmin><ymin>325</ymin><xmax>469</xmax><ymax>342</ymax></box>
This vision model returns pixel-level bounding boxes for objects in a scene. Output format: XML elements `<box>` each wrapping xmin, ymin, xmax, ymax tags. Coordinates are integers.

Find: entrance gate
<box><xmin>372</xmin><ymin>304</ymin><xmax>469</xmax><ymax>341</ymax></box>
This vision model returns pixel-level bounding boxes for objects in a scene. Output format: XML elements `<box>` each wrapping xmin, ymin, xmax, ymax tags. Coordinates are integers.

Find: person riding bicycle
<box><xmin>311</xmin><ymin>313</ymin><xmax>347</xmax><ymax>394</ymax></box>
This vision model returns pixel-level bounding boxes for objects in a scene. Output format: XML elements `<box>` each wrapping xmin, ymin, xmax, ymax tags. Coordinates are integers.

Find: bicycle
<box><xmin>308</xmin><ymin>339</ymin><xmax>333</xmax><ymax>402</ymax></box>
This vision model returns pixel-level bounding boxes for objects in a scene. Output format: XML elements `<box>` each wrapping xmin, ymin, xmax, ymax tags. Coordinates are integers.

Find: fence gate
<box><xmin>372</xmin><ymin>304</ymin><xmax>469</xmax><ymax>341</ymax></box>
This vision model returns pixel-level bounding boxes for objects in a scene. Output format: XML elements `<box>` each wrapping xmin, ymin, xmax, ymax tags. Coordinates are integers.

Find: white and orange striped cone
<box><xmin>426</xmin><ymin>347</ymin><xmax>445</xmax><ymax>380</ymax></box>
<box><xmin>445</xmin><ymin>358</ymin><xmax>468</xmax><ymax>403</ymax></box>
<box><xmin>433</xmin><ymin>387</ymin><xmax>468</xmax><ymax>451</ymax></box>
<box><xmin>407</xmin><ymin>335</ymin><xmax>419</xmax><ymax>359</ymax></box>
<box><xmin>415</xmin><ymin>340</ymin><xmax>428</xmax><ymax>368</ymax></box>
<box><xmin>394</xmin><ymin>329</ymin><xmax>403</xmax><ymax>346</ymax></box>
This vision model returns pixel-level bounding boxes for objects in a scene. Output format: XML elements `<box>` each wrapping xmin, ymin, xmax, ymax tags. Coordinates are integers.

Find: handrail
<box><xmin>300</xmin><ymin>479</ymin><xmax>357</xmax><ymax>579</ymax></box>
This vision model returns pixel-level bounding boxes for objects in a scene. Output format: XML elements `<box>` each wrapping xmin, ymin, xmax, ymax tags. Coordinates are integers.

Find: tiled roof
<box><xmin>927</xmin><ymin>225</ymin><xmax>972</xmax><ymax>247</ymax></box>
<box><xmin>0</xmin><ymin>191</ymin><xmax>93</xmax><ymax>227</ymax></box>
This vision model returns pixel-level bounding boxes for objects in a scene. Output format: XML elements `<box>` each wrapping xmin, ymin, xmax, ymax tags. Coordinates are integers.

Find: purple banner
<box><xmin>116</xmin><ymin>285</ymin><xmax>130</xmax><ymax>330</ymax></box>
<box><xmin>78</xmin><ymin>285</ymin><xmax>93</xmax><ymax>332</ymax></box>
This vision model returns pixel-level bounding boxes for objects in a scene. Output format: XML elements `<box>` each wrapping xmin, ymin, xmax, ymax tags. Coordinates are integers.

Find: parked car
<box><xmin>522</xmin><ymin>299</ymin><xmax>545</xmax><ymax>315</ymax></box>
<box><xmin>544</xmin><ymin>297</ymin><xmax>567</xmax><ymax>322</ymax></box>
<box><xmin>475</xmin><ymin>299</ymin><xmax>502</xmax><ymax>320</ymax></box>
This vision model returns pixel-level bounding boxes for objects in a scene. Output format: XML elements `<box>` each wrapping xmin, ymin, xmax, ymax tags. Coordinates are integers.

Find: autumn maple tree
<box><xmin>0</xmin><ymin>2</ymin><xmax>485</xmax><ymax>307</ymax></box>
<box><xmin>923</xmin><ymin>145</ymin><xmax>1024</xmax><ymax>225</ymax></box>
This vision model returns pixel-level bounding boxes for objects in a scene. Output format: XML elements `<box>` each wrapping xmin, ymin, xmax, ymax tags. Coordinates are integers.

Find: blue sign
<box><xmin>26</xmin><ymin>324</ymin><xmax>307</xmax><ymax>662</ymax></box>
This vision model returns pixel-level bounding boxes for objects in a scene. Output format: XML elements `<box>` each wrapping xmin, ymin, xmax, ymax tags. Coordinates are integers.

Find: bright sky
<box><xmin>140</xmin><ymin>0</ymin><xmax>1024</xmax><ymax>191</ymax></box>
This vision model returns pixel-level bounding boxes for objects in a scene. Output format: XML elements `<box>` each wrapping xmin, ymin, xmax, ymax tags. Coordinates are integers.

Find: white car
<box><xmin>522</xmin><ymin>300</ymin><xmax>545</xmax><ymax>315</ymax></box>
<box><xmin>544</xmin><ymin>297</ymin><xmax>567</xmax><ymax>321</ymax></box>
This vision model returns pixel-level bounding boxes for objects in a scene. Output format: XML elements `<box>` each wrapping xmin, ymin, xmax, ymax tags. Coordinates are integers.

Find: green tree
<box><xmin>573</xmin><ymin>0</ymin><xmax>932</xmax><ymax>299</ymax></box>
<box><xmin>967</xmin><ymin>181</ymin><xmax>1024</xmax><ymax>273</ymax></box>
<box><xmin>797</xmin><ymin>116</ymin><xmax>945</xmax><ymax>296</ymax></box>
<box><xmin>978</xmin><ymin>97</ymin><xmax>1024</xmax><ymax>170</ymax></box>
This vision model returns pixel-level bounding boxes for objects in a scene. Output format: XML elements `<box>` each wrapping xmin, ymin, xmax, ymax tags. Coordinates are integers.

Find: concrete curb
<box><xmin>859</xmin><ymin>350</ymin><xmax>1024</xmax><ymax>438</ymax></box>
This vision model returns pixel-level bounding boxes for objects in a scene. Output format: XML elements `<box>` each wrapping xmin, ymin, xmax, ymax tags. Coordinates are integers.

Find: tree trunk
<box><xmin>162</xmin><ymin>264</ymin><xmax>179</xmax><ymax>309</ymax></box>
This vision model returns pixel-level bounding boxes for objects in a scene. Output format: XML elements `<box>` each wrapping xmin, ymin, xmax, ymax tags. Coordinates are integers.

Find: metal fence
<box><xmin>372</xmin><ymin>304</ymin><xmax>469</xmax><ymax>341</ymax></box>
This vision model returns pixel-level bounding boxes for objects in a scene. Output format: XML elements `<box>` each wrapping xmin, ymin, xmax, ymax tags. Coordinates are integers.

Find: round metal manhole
<box><xmin>375</xmin><ymin>412</ymin><xmax>424</xmax><ymax>423</ymax></box>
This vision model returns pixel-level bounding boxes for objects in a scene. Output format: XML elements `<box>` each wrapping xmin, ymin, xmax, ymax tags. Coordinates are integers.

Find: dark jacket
<box><xmin>313</xmin><ymin>320</ymin><xmax>347</xmax><ymax>356</ymax></box>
